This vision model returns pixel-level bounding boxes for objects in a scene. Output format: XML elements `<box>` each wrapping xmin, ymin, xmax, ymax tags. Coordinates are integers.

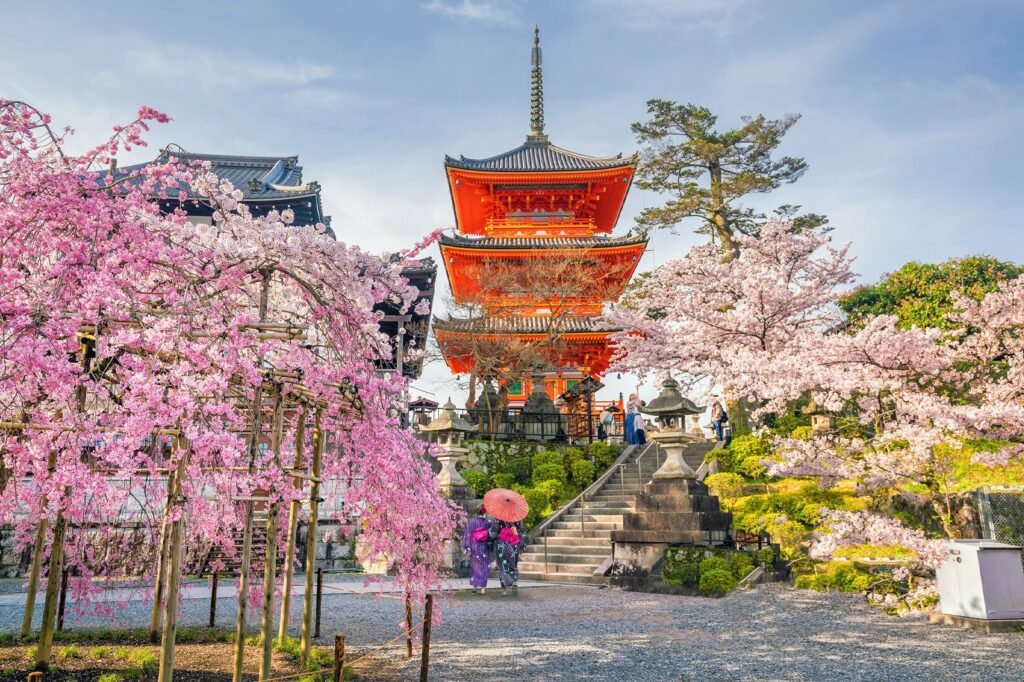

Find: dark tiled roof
<box><xmin>433</xmin><ymin>316</ymin><xmax>616</xmax><ymax>334</ymax></box>
<box><xmin>439</xmin><ymin>233</ymin><xmax>647</xmax><ymax>249</ymax></box>
<box><xmin>445</xmin><ymin>139</ymin><xmax>635</xmax><ymax>172</ymax></box>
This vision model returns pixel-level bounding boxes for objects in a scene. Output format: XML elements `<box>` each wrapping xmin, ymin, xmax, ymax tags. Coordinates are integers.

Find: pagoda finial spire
<box><xmin>529</xmin><ymin>25</ymin><xmax>547</xmax><ymax>142</ymax></box>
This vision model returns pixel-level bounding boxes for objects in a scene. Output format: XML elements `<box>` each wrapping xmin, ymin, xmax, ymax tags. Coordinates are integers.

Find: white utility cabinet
<box><xmin>936</xmin><ymin>540</ymin><xmax>1024</xmax><ymax>619</ymax></box>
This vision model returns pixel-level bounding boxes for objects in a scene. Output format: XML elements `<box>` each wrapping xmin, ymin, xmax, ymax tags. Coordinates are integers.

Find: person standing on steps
<box><xmin>625</xmin><ymin>393</ymin><xmax>640</xmax><ymax>445</ymax></box>
<box><xmin>597</xmin><ymin>406</ymin><xmax>612</xmax><ymax>441</ymax></box>
<box><xmin>634</xmin><ymin>401</ymin><xmax>647</xmax><ymax>445</ymax></box>
<box><xmin>710</xmin><ymin>396</ymin><xmax>728</xmax><ymax>442</ymax></box>
<box><xmin>491</xmin><ymin>518</ymin><xmax>527</xmax><ymax>596</ymax></box>
<box><xmin>462</xmin><ymin>505</ymin><xmax>493</xmax><ymax>594</ymax></box>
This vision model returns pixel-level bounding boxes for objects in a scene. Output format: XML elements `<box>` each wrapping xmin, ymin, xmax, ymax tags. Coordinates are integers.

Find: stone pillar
<box><xmin>651</xmin><ymin>429</ymin><xmax>701</xmax><ymax>479</ymax></box>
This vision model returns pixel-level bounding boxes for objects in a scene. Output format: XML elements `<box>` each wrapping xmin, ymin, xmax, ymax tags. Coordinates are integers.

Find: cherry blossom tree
<box><xmin>0</xmin><ymin>100</ymin><xmax>458</xmax><ymax>673</ymax></box>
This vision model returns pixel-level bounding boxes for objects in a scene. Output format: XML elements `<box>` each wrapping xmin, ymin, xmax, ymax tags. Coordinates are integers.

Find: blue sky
<box><xmin>4</xmin><ymin>0</ymin><xmax>1024</xmax><ymax>402</ymax></box>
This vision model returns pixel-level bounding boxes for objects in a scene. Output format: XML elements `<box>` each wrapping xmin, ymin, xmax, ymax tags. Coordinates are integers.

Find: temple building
<box><xmin>433</xmin><ymin>28</ymin><xmax>647</xmax><ymax>406</ymax></box>
<box><xmin>117</xmin><ymin>148</ymin><xmax>435</xmax><ymax>379</ymax></box>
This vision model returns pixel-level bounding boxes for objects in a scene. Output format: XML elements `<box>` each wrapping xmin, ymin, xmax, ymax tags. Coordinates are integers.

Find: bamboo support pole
<box><xmin>209</xmin><ymin>572</ymin><xmax>219</xmax><ymax>628</ymax></box>
<box><xmin>259</xmin><ymin>384</ymin><xmax>284</xmax><ymax>681</ymax></box>
<box><xmin>21</xmin><ymin>450</ymin><xmax>57</xmax><ymax>639</ymax></box>
<box><xmin>300</xmin><ymin>409</ymin><xmax>324</xmax><ymax>666</ymax></box>
<box><xmin>234</xmin><ymin>272</ymin><xmax>272</xmax><ymax>682</ymax></box>
<box><xmin>149</xmin><ymin>470</ymin><xmax>176</xmax><ymax>643</ymax></box>
<box><xmin>35</xmin><ymin>505</ymin><xmax>67</xmax><ymax>667</ymax></box>
<box><xmin>405</xmin><ymin>595</ymin><xmax>413</xmax><ymax>658</ymax></box>
<box><xmin>277</xmin><ymin>412</ymin><xmax>305</xmax><ymax>642</ymax></box>
<box><xmin>157</xmin><ymin>448</ymin><xmax>188</xmax><ymax>682</ymax></box>
<box><xmin>420</xmin><ymin>594</ymin><xmax>434</xmax><ymax>682</ymax></box>
<box><xmin>333</xmin><ymin>634</ymin><xmax>345</xmax><ymax>682</ymax></box>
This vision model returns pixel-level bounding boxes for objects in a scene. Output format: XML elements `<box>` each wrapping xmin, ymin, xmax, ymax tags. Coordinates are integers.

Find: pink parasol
<box><xmin>483</xmin><ymin>488</ymin><xmax>529</xmax><ymax>522</ymax></box>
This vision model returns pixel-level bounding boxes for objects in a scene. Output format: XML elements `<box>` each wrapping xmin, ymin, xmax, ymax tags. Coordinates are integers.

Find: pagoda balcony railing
<box><xmin>485</xmin><ymin>215</ymin><xmax>597</xmax><ymax>232</ymax></box>
<box><xmin>410</xmin><ymin>406</ymin><xmax>626</xmax><ymax>444</ymax></box>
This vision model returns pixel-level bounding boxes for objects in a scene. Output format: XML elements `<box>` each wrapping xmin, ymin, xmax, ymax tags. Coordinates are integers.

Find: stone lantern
<box><xmin>418</xmin><ymin>399</ymin><xmax>477</xmax><ymax>498</ymax></box>
<box><xmin>805</xmin><ymin>398</ymin><xmax>835</xmax><ymax>434</ymax></box>
<box><xmin>639</xmin><ymin>377</ymin><xmax>706</xmax><ymax>479</ymax></box>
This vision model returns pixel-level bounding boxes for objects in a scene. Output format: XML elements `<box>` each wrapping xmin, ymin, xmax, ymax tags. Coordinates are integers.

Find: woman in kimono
<box><xmin>461</xmin><ymin>505</ymin><xmax>493</xmax><ymax>593</ymax></box>
<box><xmin>624</xmin><ymin>393</ymin><xmax>640</xmax><ymax>445</ymax></box>
<box><xmin>491</xmin><ymin>518</ymin><xmax>527</xmax><ymax>596</ymax></box>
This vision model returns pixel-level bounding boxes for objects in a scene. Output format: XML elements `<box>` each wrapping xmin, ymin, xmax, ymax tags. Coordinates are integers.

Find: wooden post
<box><xmin>333</xmin><ymin>634</ymin><xmax>345</xmax><ymax>682</ymax></box>
<box><xmin>208</xmin><ymin>572</ymin><xmax>218</xmax><ymax>628</ymax></box>
<box><xmin>315</xmin><ymin>567</ymin><xmax>323</xmax><ymax>640</ymax></box>
<box><xmin>258</xmin><ymin>384</ymin><xmax>284</xmax><ymax>682</ymax></box>
<box><xmin>150</xmin><ymin>469</ymin><xmax>176</xmax><ymax>643</ymax></box>
<box><xmin>299</xmin><ymin>409</ymin><xmax>323</xmax><ymax>665</ymax></box>
<box><xmin>157</xmin><ymin>446</ymin><xmax>188</xmax><ymax>682</ymax></box>
<box><xmin>234</xmin><ymin>273</ymin><xmax>272</xmax><ymax>682</ymax></box>
<box><xmin>35</xmin><ymin>506</ymin><xmax>68</xmax><ymax>667</ymax></box>
<box><xmin>56</xmin><ymin>567</ymin><xmax>68</xmax><ymax>631</ymax></box>
<box><xmin>20</xmin><ymin>516</ymin><xmax>47</xmax><ymax>639</ymax></box>
<box><xmin>420</xmin><ymin>594</ymin><xmax>433</xmax><ymax>682</ymax></box>
<box><xmin>28</xmin><ymin>673</ymin><xmax>44</xmax><ymax>682</ymax></box>
<box><xmin>22</xmin><ymin>449</ymin><xmax>58</xmax><ymax>639</ymax></box>
<box><xmin>277</xmin><ymin>413</ymin><xmax>305</xmax><ymax>643</ymax></box>
<box><xmin>405</xmin><ymin>595</ymin><xmax>413</xmax><ymax>658</ymax></box>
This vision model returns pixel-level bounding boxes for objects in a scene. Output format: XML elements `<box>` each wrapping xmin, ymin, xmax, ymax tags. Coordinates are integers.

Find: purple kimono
<box><xmin>462</xmin><ymin>515</ymin><xmax>492</xmax><ymax>588</ymax></box>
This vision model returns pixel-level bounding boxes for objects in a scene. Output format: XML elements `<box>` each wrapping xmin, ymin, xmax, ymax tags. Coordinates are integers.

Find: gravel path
<box><xmin>4</xmin><ymin>580</ymin><xmax>1023</xmax><ymax>680</ymax></box>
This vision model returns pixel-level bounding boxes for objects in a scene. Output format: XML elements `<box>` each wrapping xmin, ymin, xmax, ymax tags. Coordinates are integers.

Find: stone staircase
<box><xmin>518</xmin><ymin>441</ymin><xmax>715</xmax><ymax>584</ymax></box>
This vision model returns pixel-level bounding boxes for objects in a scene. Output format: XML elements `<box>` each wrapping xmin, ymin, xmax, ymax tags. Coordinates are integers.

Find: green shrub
<box><xmin>705</xmin><ymin>472</ymin><xmax>745</xmax><ymax>499</ymax></box>
<box><xmin>461</xmin><ymin>468</ymin><xmax>489</xmax><ymax>497</ymax></box>
<box><xmin>662</xmin><ymin>560</ymin><xmax>700</xmax><ymax>587</ymax></box>
<box><xmin>532</xmin><ymin>450</ymin><xmax>563</xmax><ymax>469</ymax></box>
<box><xmin>60</xmin><ymin>643</ymin><xmax>82</xmax><ymax>659</ymax></box>
<box><xmin>586</xmin><ymin>441</ymin><xmax>617</xmax><ymax>468</ymax></box>
<box><xmin>532</xmin><ymin>462</ymin><xmax>568</xmax><ymax>485</ymax></box>
<box><xmin>698</xmin><ymin>555</ymin><xmax>730</xmax><ymax>575</ymax></box>
<box><xmin>122</xmin><ymin>667</ymin><xmax>144</xmax><ymax>682</ymax></box>
<box><xmin>728</xmin><ymin>551</ymin><xmax>755</xmax><ymax>580</ymax></box>
<box><xmin>699</xmin><ymin>568</ymin><xmax>738</xmax><ymax>597</ymax></box>
<box><xmin>98</xmin><ymin>675</ymin><xmax>124</xmax><ymax>682</ymax></box>
<box><xmin>90</xmin><ymin>646</ymin><xmax>111</xmax><ymax>660</ymax></box>
<box><xmin>754</xmin><ymin>547</ymin><xmax>776</xmax><ymax>566</ymax></box>
<box><xmin>521</xmin><ymin>487</ymin><xmax>550</xmax><ymax>528</ymax></box>
<box><xmin>535</xmin><ymin>479</ymin><xmax>563</xmax><ymax>502</ymax></box>
<box><xmin>795</xmin><ymin>562</ymin><xmax>873</xmax><ymax>592</ymax></box>
<box><xmin>507</xmin><ymin>456</ymin><xmax>532</xmax><ymax>484</ymax></box>
<box><xmin>490</xmin><ymin>472</ymin><xmax>517</xmax><ymax>489</ymax></box>
<box><xmin>129</xmin><ymin>650</ymin><xmax>158</xmax><ymax>673</ymax></box>
<box><xmin>570</xmin><ymin>459</ymin><xmax>596</xmax><ymax>485</ymax></box>
<box><xmin>562</xmin><ymin>447</ymin><xmax>585</xmax><ymax>470</ymax></box>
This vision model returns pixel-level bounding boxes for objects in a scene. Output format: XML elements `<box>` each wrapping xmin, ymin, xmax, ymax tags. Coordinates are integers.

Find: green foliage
<box><xmin>585</xmin><ymin>441</ymin><xmax>619</xmax><ymax>468</ymax></box>
<box><xmin>794</xmin><ymin>561</ymin><xmax>873</xmax><ymax>592</ymax></box>
<box><xmin>122</xmin><ymin>668</ymin><xmax>144</xmax><ymax>681</ymax></box>
<box><xmin>727</xmin><ymin>551</ymin><xmax>755</xmax><ymax>580</ymax></box>
<box><xmin>699</xmin><ymin>568</ymin><xmax>738</xmax><ymax>597</ymax></box>
<box><xmin>98</xmin><ymin>675</ymin><xmax>124</xmax><ymax>682</ymax></box>
<box><xmin>754</xmin><ymin>546</ymin><xmax>776</xmax><ymax>566</ymax></box>
<box><xmin>562</xmin><ymin>447</ymin><xmax>585</xmax><ymax>469</ymax></box>
<box><xmin>705</xmin><ymin>472</ymin><xmax>745</xmax><ymax>499</ymax></box>
<box><xmin>461</xmin><ymin>468</ymin><xmax>489</xmax><ymax>497</ymax></box>
<box><xmin>60</xmin><ymin>643</ymin><xmax>82</xmax><ymax>660</ymax></box>
<box><xmin>129</xmin><ymin>650</ymin><xmax>158</xmax><ymax>674</ymax></box>
<box><xmin>532</xmin><ymin>462</ymin><xmax>568</xmax><ymax>485</ymax></box>
<box><xmin>631</xmin><ymin>99</ymin><xmax>815</xmax><ymax>244</ymax></box>
<box><xmin>89</xmin><ymin>646</ymin><xmax>111</xmax><ymax>660</ymax></box>
<box><xmin>521</xmin><ymin>487</ymin><xmax>551</xmax><ymax>528</ymax></box>
<box><xmin>698</xmin><ymin>555</ymin><xmax>730</xmax><ymax>575</ymax></box>
<box><xmin>833</xmin><ymin>544</ymin><xmax>918</xmax><ymax>561</ymax></box>
<box><xmin>534</xmin><ymin>478</ymin><xmax>563</xmax><ymax>501</ymax></box>
<box><xmin>532</xmin><ymin>450</ymin><xmax>563</xmax><ymax>469</ymax></box>
<box><xmin>839</xmin><ymin>256</ymin><xmax>1024</xmax><ymax>331</ymax></box>
<box><xmin>570</xmin><ymin>458</ymin><xmax>596</xmax><ymax>485</ymax></box>
<box><xmin>662</xmin><ymin>559</ymin><xmax>700</xmax><ymax>587</ymax></box>
<box><xmin>490</xmin><ymin>472</ymin><xmax>517</xmax><ymax>490</ymax></box>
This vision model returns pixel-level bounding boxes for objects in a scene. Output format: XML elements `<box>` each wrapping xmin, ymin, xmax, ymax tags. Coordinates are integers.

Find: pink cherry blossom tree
<box><xmin>1</xmin><ymin>100</ymin><xmax>458</xmax><ymax>674</ymax></box>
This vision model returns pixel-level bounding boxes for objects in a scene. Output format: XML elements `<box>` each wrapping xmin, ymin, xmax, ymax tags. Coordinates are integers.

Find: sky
<box><xmin>4</xmin><ymin>0</ymin><xmax>1024</xmax><ymax>406</ymax></box>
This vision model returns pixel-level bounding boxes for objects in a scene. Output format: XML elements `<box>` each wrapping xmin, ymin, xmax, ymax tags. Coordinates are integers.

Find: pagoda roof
<box><xmin>432</xmin><ymin>316</ymin><xmax>614</xmax><ymax>334</ymax></box>
<box><xmin>439</xmin><ymin>233</ymin><xmax>647</xmax><ymax>250</ymax></box>
<box><xmin>445</xmin><ymin>138</ymin><xmax>636</xmax><ymax>173</ymax></box>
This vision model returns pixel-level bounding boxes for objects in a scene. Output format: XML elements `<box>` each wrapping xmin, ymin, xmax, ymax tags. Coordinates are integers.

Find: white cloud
<box><xmin>117</xmin><ymin>43</ymin><xmax>337</xmax><ymax>91</ymax></box>
<box><xmin>422</xmin><ymin>0</ymin><xmax>520</xmax><ymax>26</ymax></box>
<box><xmin>588</xmin><ymin>0</ymin><xmax>759</xmax><ymax>36</ymax></box>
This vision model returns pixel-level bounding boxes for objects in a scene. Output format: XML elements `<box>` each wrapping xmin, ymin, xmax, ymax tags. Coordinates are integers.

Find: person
<box><xmin>461</xmin><ymin>505</ymin><xmax>493</xmax><ymax>594</ymax></box>
<box><xmin>710</xmin><ymin>396</ymin><xmax>728</xmax><ymax>442</ymax></box>
<box><xmin>634</xmin><ymin>403</ymin><xmax>647</xmax><ymax>445</ymax></box>
<box><xmin>490</xmin><ymin>518</ymin><xmax>527</xmax><ymax>596</ymax></box>
<box><xmin>597</xmin><ymin>406</ymin><xmax>612</xmax><ymax>441</ymax></box>
<box><xmin>624</xmin><ymin>393</ymin><xmax>639</xmax><ymax>445</ymax></box>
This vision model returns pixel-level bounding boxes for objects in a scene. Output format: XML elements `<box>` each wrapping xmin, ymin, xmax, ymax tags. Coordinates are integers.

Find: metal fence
<box><xmin>413</xmin><ymin>406</ymin><xmax>626</xmax><ymax>444</ymax></box>
<box><xmin>976</xmin><ymin>486</ymin><xmax>1024</xmax><ymax>563</ymax></box>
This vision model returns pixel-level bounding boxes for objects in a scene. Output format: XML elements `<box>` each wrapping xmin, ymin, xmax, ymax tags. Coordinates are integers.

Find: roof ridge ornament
<box><xmin>527</xmin><ymin>26</ymin><xmax>548</xmax><ymax>144</ymax></box>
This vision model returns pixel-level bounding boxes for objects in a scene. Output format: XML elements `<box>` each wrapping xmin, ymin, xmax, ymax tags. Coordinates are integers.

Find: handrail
<box><xmin>635</xmin><ymin>442</ymin><xmax>662</xmax><ymax>479</ymax></box>
<box><xmin>528</xmin><ymin>443</ymin><xmax>646</xmax><ymax>542</ymax></box>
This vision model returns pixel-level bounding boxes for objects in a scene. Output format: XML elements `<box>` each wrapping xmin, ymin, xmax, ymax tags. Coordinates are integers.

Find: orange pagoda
<box><xmin>433</xmin><ymin>28</ymin><xmax>647</xmax><ymax>406</ymax></box>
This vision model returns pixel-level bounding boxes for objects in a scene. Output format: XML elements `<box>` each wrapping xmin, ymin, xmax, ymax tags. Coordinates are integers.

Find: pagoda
<box><xmin>434</xmin><ymin>28</ymin><xmax>647</xmax><ymax>405</ymax></box>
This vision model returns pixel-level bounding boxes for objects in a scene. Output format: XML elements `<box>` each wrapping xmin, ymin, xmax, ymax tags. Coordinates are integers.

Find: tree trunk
<box><xmin>259</xmin><ymin>385</ymin><xmax>284</xmax><ymax>681</ymax></box>
<box><xmin>709</xmin><ymin>160</ymin><xmax>736</xmax><ymax>258</ymax></box>
<box><xmin>277</xmin><ymin>414</ymin><xmax>305</xmax><ymax>643</ymax></box>
<box><xmin>300</xmin><ymin>410</ymin><xmax>324</xmax><ymax>666</ymax></box>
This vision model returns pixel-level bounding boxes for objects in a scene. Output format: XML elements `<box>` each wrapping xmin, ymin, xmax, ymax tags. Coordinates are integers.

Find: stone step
<box><xmin>523</xmin><ymin>542</ymin><xmax>610</xmax><ymax>555</ymax></box>
<box><xmin>518</xmin><ymin>561</ymin><xmax>600</xmax><ymax>575</ymax></box>
<box><xmin>518</xmin><ymin>552</ymin><xmax>607</xmax><ymax>565</ymax></box>
<box><xmin>549</xmin><ymin>518</ymin><xmax>619</xmax><ymax>528</ymax></box>
<box><xmin>518</xmin><ymin>571</ymin><xmax>607</xmax><ymax>585</ymax></box>
<box><xmin>545</xmin><ymin>525</ymin><xmax>616</xmax><ymax>536</ymax></box>
<box><xmin>559</xmin><ymin>513</ymin><xmax>622</xmax><ymax>524</ymax></box>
